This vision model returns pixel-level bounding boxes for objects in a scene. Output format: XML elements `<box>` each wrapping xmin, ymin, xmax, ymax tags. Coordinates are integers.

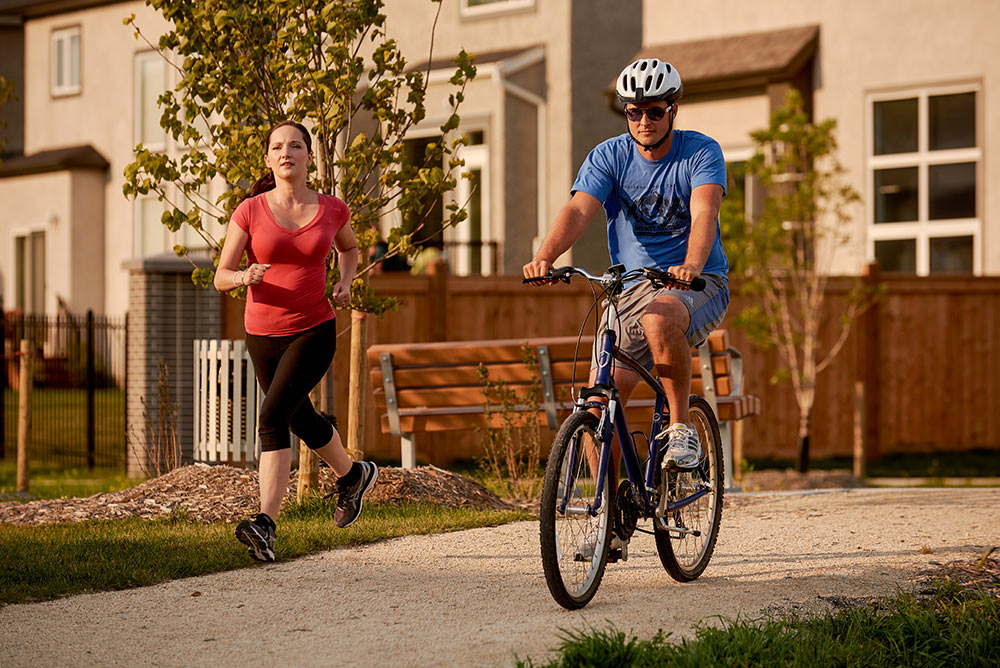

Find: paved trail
<box><xmin>3</xmin><ymin>488</ymin><xmax>998</xmax><ymax>667</ymax></box>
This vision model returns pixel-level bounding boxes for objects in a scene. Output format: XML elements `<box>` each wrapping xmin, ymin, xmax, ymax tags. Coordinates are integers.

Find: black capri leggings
<box><xmin>246</xmin><ymin>318</ymin><xmax>337</xmax><ymax>452</ymax></box>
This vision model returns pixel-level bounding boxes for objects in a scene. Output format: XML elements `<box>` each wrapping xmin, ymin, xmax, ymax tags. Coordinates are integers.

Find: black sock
<box><xmin>338</xmin><ymin>462</ymin><xmax>362</xmax><ymax>489</ymax></box>
<box><xmin>254</xmin><ymin>513</ymin><xmax>275</xmax><ymax>529</ymax></box>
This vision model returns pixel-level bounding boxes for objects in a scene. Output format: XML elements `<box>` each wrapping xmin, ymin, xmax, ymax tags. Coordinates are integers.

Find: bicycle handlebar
<box><xmin>522</xmin><ymin>265</ymin><xmax>705</xmax><ymax>292</ymax></box>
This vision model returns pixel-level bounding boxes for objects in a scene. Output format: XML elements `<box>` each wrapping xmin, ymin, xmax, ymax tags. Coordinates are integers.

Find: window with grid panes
<box><xmin>868</xmin><ymin>88</ymin><xmax>979</xmax><ymax>274</ymax></box>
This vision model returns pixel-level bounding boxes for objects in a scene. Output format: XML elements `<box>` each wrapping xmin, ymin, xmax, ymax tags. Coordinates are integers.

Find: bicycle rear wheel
<box><xmin>539</xmin><ymin>411</ymin><xmax>614</xmax><ymax>609</ymax></box>
<box><xmin>654</xmin><ymin>395</ymin><xmax>724</xmax><ymax>582</ymax></box>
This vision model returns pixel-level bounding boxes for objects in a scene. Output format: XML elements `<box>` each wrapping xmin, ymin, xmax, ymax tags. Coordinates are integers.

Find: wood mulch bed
<box><xmin>0</xmin><ymin>464</ymin><xmax>513</xmax><ymax>526</ymax></box>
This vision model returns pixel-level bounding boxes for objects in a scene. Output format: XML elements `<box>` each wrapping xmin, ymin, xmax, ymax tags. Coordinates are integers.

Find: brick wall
<box><xmin>125</xmin><ymin>255</ymin><xmax>219</xmax><ymax>477</ymax></box>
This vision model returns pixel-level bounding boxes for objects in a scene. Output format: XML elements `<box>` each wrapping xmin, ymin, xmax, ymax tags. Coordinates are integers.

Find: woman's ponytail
<box><xmin>246</xmin><ymin>171</ymin><xmax>276</xmax><ymax>200</ymax></box>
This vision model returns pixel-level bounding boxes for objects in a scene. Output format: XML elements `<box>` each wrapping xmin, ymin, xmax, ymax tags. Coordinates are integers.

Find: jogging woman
<box><xmin>215</xmin><ymin>120</ymin><xmax>378</xmax><ymax>562</ymax></box>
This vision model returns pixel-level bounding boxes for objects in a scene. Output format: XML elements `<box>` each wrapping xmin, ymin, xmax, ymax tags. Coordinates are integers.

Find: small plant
<box><xmin>129</xmin><ymin>358</ymin><xmax>179</xmax><ymax>477</ymax></box>
<box><xmin>475</xmin><ymin>345</ymin><xmax>544</xmax><ymax>502</ymax></box>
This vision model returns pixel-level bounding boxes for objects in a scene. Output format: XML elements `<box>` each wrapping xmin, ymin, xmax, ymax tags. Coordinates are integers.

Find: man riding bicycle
<box><xmin>523</xmin><ymin>58</ymin><xmax>730</xmax><ymax>482</ymax></box>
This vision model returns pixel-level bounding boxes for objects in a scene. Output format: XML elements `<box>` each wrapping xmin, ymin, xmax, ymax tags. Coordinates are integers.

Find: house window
<box><xmin>136</xmin><ymin>194</ymin><xmax>166</xmax><ymax>257</ymax></box>
<box><xmin>135</xmin><ymin>53</ymin><xmax>167</xmax><ymax>149</ymax></box>
<box><xmin>14</xmin><ymin>231</ymin><xmax>46</xmax><ymax>314</ymax></box>
<box><xmin>176</xmin><ymin>182</ymin><xmax>216</xmax><ymax>252</ymax></box>
<box><xmin>401</xmin><ymin>135</ymin><xmax>445</xmax><ymax>249</ymax></box>
<box><xmin>461</xmin><ymin>0</ymin><xmax>535</xmax><ymax>18</ymax></box>
<box><xmin>51</xmin><ymin>26</ymin><xmax>81</xmax><ymax>96</ymax></box>
<box><xmin>868</xmin><ymin>86</ymin><xmax>980</xmax><ymax>274</ymax></box>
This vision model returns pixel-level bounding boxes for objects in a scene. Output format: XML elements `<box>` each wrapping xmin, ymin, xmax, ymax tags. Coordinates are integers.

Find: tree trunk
<box><xmin>346</xmin><ymin>311</ymin><xmax>367</xmax><ymax>460</ymax></box>
<box><xmin>796</xmin><ymin>408</ymin><xmax>812</xmax><ymax>473</ymax></box>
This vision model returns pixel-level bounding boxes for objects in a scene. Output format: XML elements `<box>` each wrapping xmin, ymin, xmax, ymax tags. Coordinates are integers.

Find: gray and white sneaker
<box><xmin>658</xmin><ymin>423</ymin><xmax>702</xmax><ymax>470</ymax></box>
<box><xmin>334</xmin><ymin>461</ymin><xmax>379</xmax><ymax>528</ymax></box>
<box><xmin>235</xmin><ymin>513</ymin><xmax>276</xmax><ymax>562</ymax></box>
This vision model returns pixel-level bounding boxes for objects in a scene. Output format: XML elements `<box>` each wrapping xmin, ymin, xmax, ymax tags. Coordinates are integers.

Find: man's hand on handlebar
<box><xmin>523</xmin><ymin>258</ymin><xmax>555</xmax><ymax>286</ymax></box>
<box><xmin>666</xmin><ymin>263</ymin><xmax>702</xmax><ymax>291</ymax></box>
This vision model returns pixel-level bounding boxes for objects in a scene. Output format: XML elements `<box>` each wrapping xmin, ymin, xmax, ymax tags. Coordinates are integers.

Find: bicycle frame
<box><xmin>560</xmin><ymin>293</ymin><xmax>711</xmax><ymax>520</ymax></box>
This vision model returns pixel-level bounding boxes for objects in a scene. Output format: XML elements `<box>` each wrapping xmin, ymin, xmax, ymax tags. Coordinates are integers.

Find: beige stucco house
<box><xmin>1</xmin><ymin>0</ymin><xmax>996</xmax><ymax>323</ymax></box>
<box><xmin>0</xmin><ymin>0</ymin><xmax>641</xmax><ymax>318</ymax></box>
<box><xmin>638</xmin><ymin>0</ymin><xmax>998</xmax><ymax>276</ymax></box>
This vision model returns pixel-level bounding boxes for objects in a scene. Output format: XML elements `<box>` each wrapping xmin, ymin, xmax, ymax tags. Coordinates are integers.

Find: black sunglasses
<box><xmin>624</xmin><ymin>105</ymin><xmax>671</xmax><ymax>122</ymax></box>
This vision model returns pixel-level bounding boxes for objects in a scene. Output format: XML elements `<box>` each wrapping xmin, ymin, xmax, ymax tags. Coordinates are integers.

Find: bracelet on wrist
<box><xmin>234</xmin><ymin>270</ymin><xmax>244</xmax><ymax>287</ymax></box>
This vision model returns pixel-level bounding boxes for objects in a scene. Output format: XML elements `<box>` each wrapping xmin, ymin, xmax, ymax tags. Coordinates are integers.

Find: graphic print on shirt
<box><xmin>619</xmin><ymin>187</ymin><xmax>691</xmax><ymax>239</ymax></box>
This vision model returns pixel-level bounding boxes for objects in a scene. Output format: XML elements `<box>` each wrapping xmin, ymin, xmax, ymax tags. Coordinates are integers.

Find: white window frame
<box><xmin>460</xmin><ymin>0</ymin><xmax>535</xmax><ymax>19</ymax></box>
<box><xmin>134</xmin><ymin>51</ymin><xmax>168</xmax><ymax>152</ymax></box>
<box><xmin>866</xmin><ymin>83</ymin><xmax>982</xmax><ymax>275</ymax></box>
<box><xmin>449</xmin><ymin>142</ymin><xmax>492</xmax><ymax>276</ymax></box>
<box><xmin>9</xmin><ymin>225</ymin><xmax>48</xmax><ymax>314</ymax></box>
<box><xmin>50</xmin><ymin>26</ymin><xmax>81</xmax><ymax>97</ymax></box>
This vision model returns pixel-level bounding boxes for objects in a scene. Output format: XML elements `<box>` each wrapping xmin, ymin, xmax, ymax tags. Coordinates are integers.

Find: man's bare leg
<box><xmin>640</xmin><ymin>295</ymin><xmax>692</xmax><ymax>426</ymax></box>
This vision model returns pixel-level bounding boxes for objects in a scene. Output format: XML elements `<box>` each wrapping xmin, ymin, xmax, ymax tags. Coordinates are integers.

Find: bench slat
<box><xmin>380</xmin><ymin>393</ymin><xmax>761</xmax><ymax>434</ymax></box>
<box><xmin>373</xmin><ymin>373</ymin><xmax>733</xmax><ymax>411</ymax></box>
<box><xmin>365</xmin><ymin>331</ymin><xmax>730</xmax><ymax>369</ymax></box>
<box><xmin>368</xmin><ymin>354</ymin><xmax>730</xmax><ymax>391</ymax></box>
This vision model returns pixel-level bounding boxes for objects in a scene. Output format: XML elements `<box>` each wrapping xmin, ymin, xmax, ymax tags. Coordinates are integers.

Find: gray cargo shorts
<box><xmin>590</xmin><ymin>273</ymin><xmax>729</xmax><ymax>372</ymax></box>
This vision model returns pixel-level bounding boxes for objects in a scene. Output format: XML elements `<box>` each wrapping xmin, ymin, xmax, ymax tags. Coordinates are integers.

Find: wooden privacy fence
<box><xmin>219</xmin><ymin>271</ymin><xmax>1000</xmax><ymax>465</ymax></box>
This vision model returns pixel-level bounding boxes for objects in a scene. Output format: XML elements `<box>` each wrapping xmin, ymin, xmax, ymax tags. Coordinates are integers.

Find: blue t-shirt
<box><xmin>572</xmin><ymin>130</ymin><xmax>729</xmax><ymax>277</ymax></box>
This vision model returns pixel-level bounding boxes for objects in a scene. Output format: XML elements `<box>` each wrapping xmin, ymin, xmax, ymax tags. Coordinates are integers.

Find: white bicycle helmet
<box><xmin>616</xmin><ymin>59</ymin><xmax>683</xmax><ymax>105</ymax></box>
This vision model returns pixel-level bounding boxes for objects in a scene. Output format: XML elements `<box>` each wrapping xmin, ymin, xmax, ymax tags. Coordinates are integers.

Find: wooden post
<box><xmin>427</xmin><ymin>258</ymin><xmax>448</xmax><ymax>342</ymax></box>
<box><xmin>297</xmin><ymin>439</ymin><xmax>318</xmax><ymax>501</ymax></box>
<box><xmin>853</xmin><ymin>381</ymin><xmax>866</xmax><ymax>479</ymax></box>
<box><xmin>16</xmin><ymin>340</ymin><xmax>31</xmax><ymax>494</ymax></box>
<box><xmin>297</xmin><ymin>385</ymin><xmax>322</xmax><ymax>501</ymax></box>
<box><xmin>346</xmin><ymin>310</ymin><xmax>368</xmax><ymax>460</ymax></box>
<box><xmin>731</xmin><ymin>419</ymin><xmax>744</xmax><ymax>481</ymax></box>
<box><xmin>861</xmin><ymin>261</ymin><xmax>881</xmax><ymax>461</ymax></box>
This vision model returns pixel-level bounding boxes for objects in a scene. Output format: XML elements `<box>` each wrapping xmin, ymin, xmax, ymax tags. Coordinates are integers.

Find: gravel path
<box><xmin>3</xmin><ymin>487</ymin><xmax>998</xmax><ymax>667</ymax></box>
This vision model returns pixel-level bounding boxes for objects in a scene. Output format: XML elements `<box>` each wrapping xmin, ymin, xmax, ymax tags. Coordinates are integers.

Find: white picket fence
<box><xmin>193</xmin><ymin>339</ymin><xmax>265</xmax><ymax>463</ymax></box>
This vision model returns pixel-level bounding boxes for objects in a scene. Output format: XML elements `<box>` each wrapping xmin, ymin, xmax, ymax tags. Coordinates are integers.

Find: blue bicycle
<box><xmin>525</xmin><ymin>264</ymin><xmax>724</xmax><ymax>609</ymax></box>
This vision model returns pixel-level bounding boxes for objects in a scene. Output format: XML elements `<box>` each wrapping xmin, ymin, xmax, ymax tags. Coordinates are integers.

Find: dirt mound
<box><xmin>0</xmin><ymin>464</ymin><xmax>511</xmax><ymax>526</ymax></box>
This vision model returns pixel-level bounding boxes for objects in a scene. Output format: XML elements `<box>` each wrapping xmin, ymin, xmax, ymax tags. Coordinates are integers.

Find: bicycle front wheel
<box><xmin>654</xmin><ymin>395</ymin><xmax>724</xmax><ymax>582</ymax></box>
<box><xmin>539</xmin><ymin>410</ymin><xmax>614</xmax><ymax>609</ymax></box>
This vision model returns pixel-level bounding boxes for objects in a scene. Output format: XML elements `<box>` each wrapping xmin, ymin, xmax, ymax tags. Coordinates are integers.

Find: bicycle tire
<box><xmin>539</xmin><ymin>410</ymin><xmax>615</xmax><ymax>609</ymax></box>
<box><xmin>653</xmin><ymin>395</ymin><xmax>724</xmax><ymax>582</ymax></box>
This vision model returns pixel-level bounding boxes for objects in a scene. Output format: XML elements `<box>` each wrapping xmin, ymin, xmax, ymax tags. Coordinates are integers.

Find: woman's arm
<box><xmin>331</xmin><ymin>222</ymin><xmax>359</xmax><ymax>308</ymax></box>
<box><xmin>214</xmin><ymin>221</ymin><xmax>270</xmax><ymax>290</ymax></box>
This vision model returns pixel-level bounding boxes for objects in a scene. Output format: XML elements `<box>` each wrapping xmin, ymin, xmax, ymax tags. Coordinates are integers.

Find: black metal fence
<box><xmin>1</xmin><ymin>310</ymin><xmax>127</xmax><ymax>469</ymax></box>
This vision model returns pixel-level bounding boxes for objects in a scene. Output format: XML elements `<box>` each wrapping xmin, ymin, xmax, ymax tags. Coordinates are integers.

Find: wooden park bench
<box><xmin>368</xmin><ymin>330</ymin><xmax>759</xmax><ymax>487</ymax></box>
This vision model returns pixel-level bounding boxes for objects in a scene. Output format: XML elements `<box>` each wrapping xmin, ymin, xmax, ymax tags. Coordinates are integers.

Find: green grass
<box><xmin>0</xmin><ymin>461</ymin><xmax>139</xmax><ymax>500</ymax></box>
<box><xmin>0</xmin><ymin>500</ymin><xmax>529</xmax><ymax>604</ymax></box>
<box><xmin>518</xmin><ymin>588</ymin><xmax>1000</xmax><ymax>667</ymax></box>
<box><xmin>2</xmin><ymin>387</ymin><xmax>126</xmax><ymax>467</ymax></box>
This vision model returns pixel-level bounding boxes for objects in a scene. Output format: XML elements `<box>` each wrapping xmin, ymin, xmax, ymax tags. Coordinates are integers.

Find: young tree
<box><xmin>723</xmin><ymin>89</ymin><xmax>871</xmax><ymax>472</ymax></box>
<box><xmin>123</xmin><ymin>0</ymin><xmax>475</xmax><ymax>458</ymax></box>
